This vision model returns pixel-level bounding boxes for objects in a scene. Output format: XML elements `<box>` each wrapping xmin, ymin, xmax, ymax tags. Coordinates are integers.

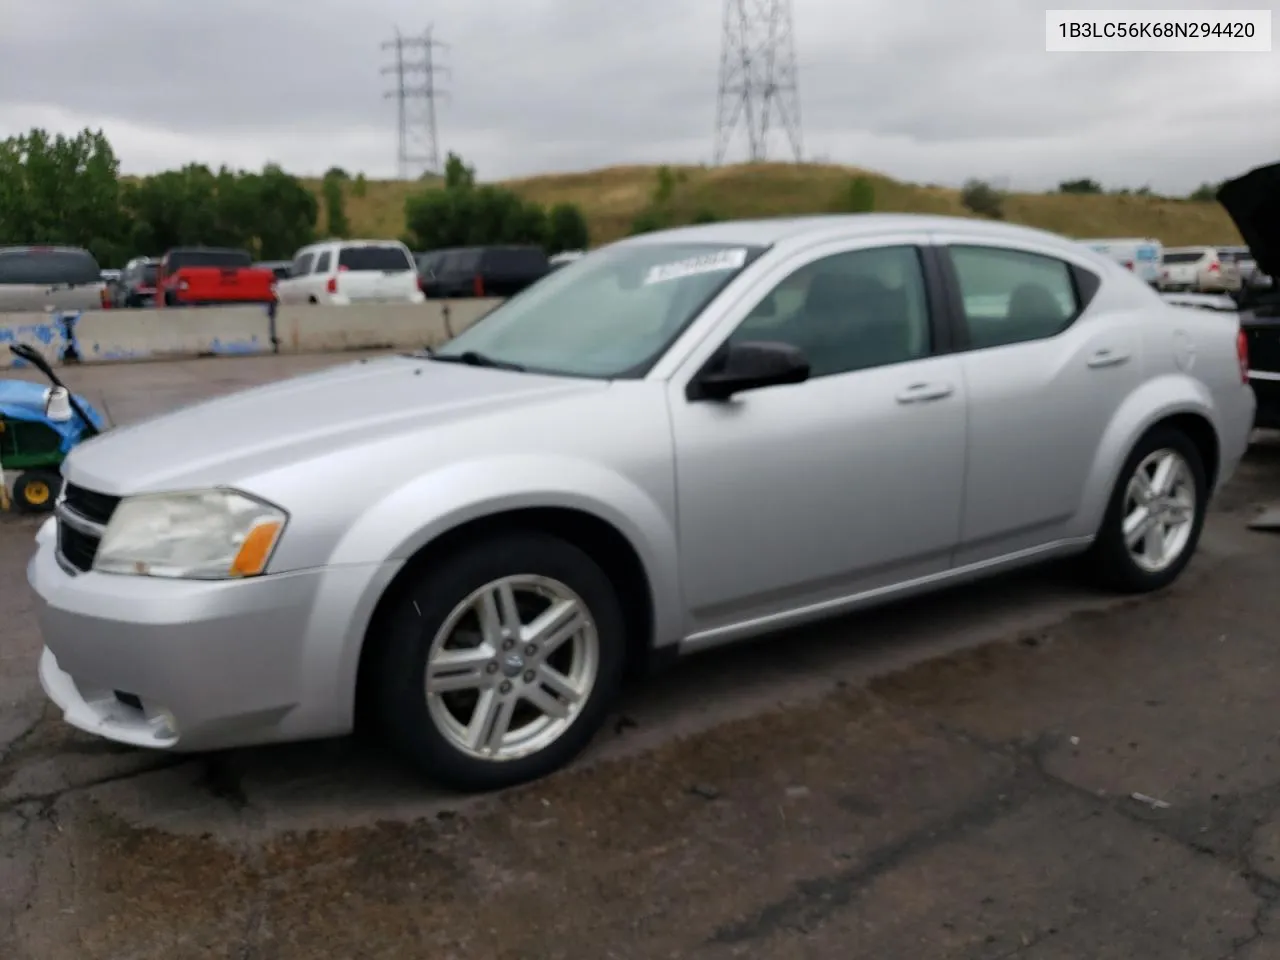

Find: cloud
<box><xmin>0</xmin><ymin>0</ymin><xmax>1274</xmax><ymax>193</ymax></box>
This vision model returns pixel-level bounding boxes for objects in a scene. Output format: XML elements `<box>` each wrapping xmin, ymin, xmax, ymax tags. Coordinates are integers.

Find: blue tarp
<box><xmin>0</xmin><ymin>380</ymin><xmax>105</xmax><ymax>456</ymax></box>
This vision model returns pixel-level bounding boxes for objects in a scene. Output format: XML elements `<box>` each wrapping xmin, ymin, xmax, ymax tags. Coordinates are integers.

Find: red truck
<box><xmin>155</xmin><ymin>247</ymin><xmax>276</xmax><ymax>307</ymax></box>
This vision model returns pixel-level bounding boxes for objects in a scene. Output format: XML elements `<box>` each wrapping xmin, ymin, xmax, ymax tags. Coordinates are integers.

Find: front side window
<box><xmin>290</xmin><ymin>252</ymin><xmax>314</xmax><ymax>277</ymax></box>
<box><xmin>949</xmin><ymin>245</ymin><xmax>1080</xmax><ymax>350</ymax></box>
<box><xmin>432</xmin><ymin>242</ymin><xmax>765</xmax><ymax>378</ymax></box>
<box><xmin>731</xmin><ymin>245</ymin><xmax>932</xmax><ymax>378</ymax></box>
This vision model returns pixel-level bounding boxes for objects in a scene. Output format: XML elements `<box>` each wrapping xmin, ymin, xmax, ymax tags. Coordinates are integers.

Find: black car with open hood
<box><xmin>1217</xmin><ymin>162</ymin><xmax>1280</xmax><ymax>428</ymax></box>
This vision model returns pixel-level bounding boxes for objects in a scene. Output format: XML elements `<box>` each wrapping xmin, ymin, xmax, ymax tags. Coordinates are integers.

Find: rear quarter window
<box><xmin>0</xmin><ymin>248</ymin><xmax>102</xmax><ymax>286</ymax></box>
<box><xmin>338</xmin><ymin>245</ymin><xmax>413</xmax><ymax>272</ymax></box>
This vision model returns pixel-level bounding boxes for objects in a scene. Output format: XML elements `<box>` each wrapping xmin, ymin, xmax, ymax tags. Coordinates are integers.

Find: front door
<box><xmin>668</xmin><ymin>241</ymin><xmax>969</xmax><ymax>639</ymax></box>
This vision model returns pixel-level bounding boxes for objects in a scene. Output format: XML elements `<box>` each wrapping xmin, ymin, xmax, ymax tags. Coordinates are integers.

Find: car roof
<box><xmin>613</xmin><ymin>214</ymin><xmax>1086</xmax><ymax>254</ymax></box>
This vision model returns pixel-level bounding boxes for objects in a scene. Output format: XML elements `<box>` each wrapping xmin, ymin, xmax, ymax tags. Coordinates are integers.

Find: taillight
<box><xmin>99</xmin><ymin>288</ymin><xmax>110</xmax><ymax>309</ymax></box>
<box><xmin>473</xmin><ymin>274</ymin><xmax>485</xmax><ymax>297</ymax></box>
<box><xmin>326</xmin><ymin>276</ymin><xmax>337</xmax><ymax>294</ymax></box>
<box><xmin>1209</xmin><ymin>260</ymin><xmax>1220</xmax><ymax>273</ymax></box>
<box><xmin>1123</xmin><ymin>261</ymin><xmax>1134</xmax><ymax>271</ymax></box>
<box><xmin>1238</xmin><ymin>328</ymin><xmax>1249</xmax><ymax>383</ymax></box>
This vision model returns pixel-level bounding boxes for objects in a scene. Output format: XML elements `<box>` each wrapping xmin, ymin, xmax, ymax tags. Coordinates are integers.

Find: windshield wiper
<box><xmin>427</xmin><ymin>350</ymin><xmax>526</xmax><ymax>371</ymax></box>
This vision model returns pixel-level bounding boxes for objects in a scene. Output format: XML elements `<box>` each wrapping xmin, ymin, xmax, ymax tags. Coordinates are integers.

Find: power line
<box><xmin>381</xmin><ymin>26</ymin><xmax>450</xmax><ymax>180</ymax></box>
<box><xmin>713</xmin><ymin>0</ymin><xmax>803</xmax><ymax>165</ymax></box>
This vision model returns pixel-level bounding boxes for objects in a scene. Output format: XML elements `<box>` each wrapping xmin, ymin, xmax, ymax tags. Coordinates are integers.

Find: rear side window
<box><xmin>338</xmin><ymin>245</ymin><xmax>412</xmax><ymax>272</ymax></box>
<box><xmin>482</xmin><ymin>247</ymin><xmax>550</xmax><ymax>275</ymax></box>
<box><xmin>166</xmin><ymin>249</ymin><xmax>252</xmax><ymax>270</ymax></box>
<box><xmin>0</xmin><ymin>248</ymin><xmax>102</xmax><ymax>286</ymax></box>
<box><xmin>949</xmin><ymin>245</ymin><xmax>1082</xmax><ymax>350</ymax></box>
<box><xmin>439</xmin><ymin>250</ymin><xmax>481</xmax><ymax>275</ymax></box>
<box><xmin>315</xmin><ymin>251</ymin><xmax>332</xmax><ymax>272</ymax></box>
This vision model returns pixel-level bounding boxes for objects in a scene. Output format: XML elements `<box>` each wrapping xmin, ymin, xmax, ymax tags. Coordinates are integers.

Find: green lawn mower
<box><xmin>1</xmin><ymin>344</ymin><xmax>105</xmax><ymax>514</ymax></box>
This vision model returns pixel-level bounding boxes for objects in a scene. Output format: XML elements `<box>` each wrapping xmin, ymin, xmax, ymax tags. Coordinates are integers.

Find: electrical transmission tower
<box><xmin>381</xmin><ymin>26</ymin><xmax>449</xmax><ymax>179</ymax></box>
<box><xmin>713</xmin><ymin>0</ymin><xmax>803</xmax><ymax>165</ymax></box>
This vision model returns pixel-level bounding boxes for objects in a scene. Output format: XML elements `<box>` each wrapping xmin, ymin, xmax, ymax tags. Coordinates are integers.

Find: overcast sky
<box><xmin>0</xmin><ymin>0</ymin><xmax>1275</xmax><ymax>193</ymax></box>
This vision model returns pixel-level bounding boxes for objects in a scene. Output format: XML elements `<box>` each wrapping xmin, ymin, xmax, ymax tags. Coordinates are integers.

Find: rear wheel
<box><xmin>374</xmin><ymin>531</ymin><xmax>626</xmax><ymax>791</ymax></box>
<box><xmin>13</xmin><ymin>470</ymin><xmax>61</xmax><ymax>514</ymax></box>
<box><xmin>1088</xmin><ymin>427</ymin><xmax>1207</xmax><ymax>593</ymax></box>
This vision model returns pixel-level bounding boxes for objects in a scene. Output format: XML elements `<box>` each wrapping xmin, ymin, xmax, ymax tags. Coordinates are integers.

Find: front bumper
<box><xmin>28</xmin><ymin>519</ymin><xmax>397</xmax><ymax>752</ymax></box>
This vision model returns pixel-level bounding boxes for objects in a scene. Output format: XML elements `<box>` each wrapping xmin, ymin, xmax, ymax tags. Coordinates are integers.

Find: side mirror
<box><xmin>688</xmin><ymin>340</ymin><xmax>810</xmax><ymax>401</ymax></box>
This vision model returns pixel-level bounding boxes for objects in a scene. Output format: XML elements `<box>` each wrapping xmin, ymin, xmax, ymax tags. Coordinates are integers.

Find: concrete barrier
<box><xmin>274</xmin><ymin>299</ymin><xmax>500</xmax><ymax>354</ymax></box>
<box><xmin>0</xmin><ymin>312</ymin><xmax>77</xmax><ymax>369</ymax></box>
<box><xmin>0</xmin><ymin>299</ymin><xmax>505</xmax><ymax>368</ymax></box>
<box><xmin>75</xmin><ymin>306</ymin><xmax>273</xmax><ymax>362</ymax></box>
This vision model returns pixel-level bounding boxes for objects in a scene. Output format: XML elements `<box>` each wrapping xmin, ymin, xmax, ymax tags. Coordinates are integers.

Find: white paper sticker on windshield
<box><xmin>643</xmin><ymin>248</ymin><xmax>748</xmax><ymax>285</ymax></box>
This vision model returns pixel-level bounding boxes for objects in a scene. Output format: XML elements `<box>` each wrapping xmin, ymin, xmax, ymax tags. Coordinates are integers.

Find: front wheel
<box><xmin>1088</xmin><ymin>426</ymin><xmax>1207</xmax><ymax>593</ymax></box>
<box><xmin>374</xmin><ymin>531</ymin><xmax>626</xmax><ymax>792</ymax></box>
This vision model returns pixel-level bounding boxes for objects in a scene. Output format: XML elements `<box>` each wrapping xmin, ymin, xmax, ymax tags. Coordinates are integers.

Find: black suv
<box><xmin>418</xmin><ymin>245</ymin><xmax>551</xmax><ymax>299</ymax></box>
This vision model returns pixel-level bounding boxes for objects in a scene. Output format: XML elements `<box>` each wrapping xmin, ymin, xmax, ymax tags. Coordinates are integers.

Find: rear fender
<box><xmin>1071</xmin><ymin>374</ymin><xmax>1217</xmax><ymax>537</ymax></box>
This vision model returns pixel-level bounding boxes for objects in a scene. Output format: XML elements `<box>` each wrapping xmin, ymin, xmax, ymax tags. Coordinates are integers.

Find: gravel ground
<box><xmin>1</xmin><ymin>354</ymin><xmax>1279</xmax><ymax>958</ymax></box>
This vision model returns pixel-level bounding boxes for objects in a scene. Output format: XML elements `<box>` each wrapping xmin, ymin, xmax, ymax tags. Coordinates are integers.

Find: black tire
<box><xmin>374</xmin><ymin>531</ymin><xmax>626</xmax><ymax>792</ymax></box>
<box><xmin>13</xmin><ymin>470</ymin><xmax>62</xmax><ymax>514</ymax></box>
<box><xmin>1088</xmin><ymin>426</ymin><xmax>1207</xmax><ymax>593</ymax></box>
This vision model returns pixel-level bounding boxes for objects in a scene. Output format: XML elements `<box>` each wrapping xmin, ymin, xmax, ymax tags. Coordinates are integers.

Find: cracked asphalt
<box><xmin>2</xmin><ymin>354</ymin><xmax>1280</xmax><ymax>958</ymax></box>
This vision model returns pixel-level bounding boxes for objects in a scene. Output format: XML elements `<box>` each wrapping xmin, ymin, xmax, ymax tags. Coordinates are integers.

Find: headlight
<box><xmin>93</xmin><ymin>489</ymin><xmax>287</xmax><ymax>579</ymax></box>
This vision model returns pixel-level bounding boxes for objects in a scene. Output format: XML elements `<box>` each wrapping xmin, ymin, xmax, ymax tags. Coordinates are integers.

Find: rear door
<box><xmin>932</xmin><ymin>233</ymin><xmax>1139</xmax><ymax>564</ymax></box>
<box><xmin>334</xmin><ymin>243</ymin><xmax>417</xmax><ymax>302</ymax></box>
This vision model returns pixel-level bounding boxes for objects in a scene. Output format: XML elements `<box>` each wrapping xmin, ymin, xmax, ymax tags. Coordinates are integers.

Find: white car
<box><xmin>274</xmin><ymin>240</ymin><xmax>425</xmax><ymax>306</ymax></box>
<box><xmin>1159</xmin><ymin>246</ymin><xmax>1241</xmax><ymax>293</ymax></box>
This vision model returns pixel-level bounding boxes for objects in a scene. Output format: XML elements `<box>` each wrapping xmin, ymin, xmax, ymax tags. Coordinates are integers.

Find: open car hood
<box><xmin>1217</xmin><ymin>161</ymin><xmax>1280</xmax><ymax>280</ymax></box>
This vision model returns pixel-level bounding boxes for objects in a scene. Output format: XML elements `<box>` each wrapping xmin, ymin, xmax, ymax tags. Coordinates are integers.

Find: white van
<box><xmin>1077</xmin><ymin>237</ymin><xmax>1163</xmax><ymax>287</ymax></box>
<box><xmin>274</xmin><ymin>239</ymin><xmax>425</xmax><ymax>306</ymax></box>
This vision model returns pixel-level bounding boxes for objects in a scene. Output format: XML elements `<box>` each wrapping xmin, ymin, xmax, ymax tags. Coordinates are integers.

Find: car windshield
<box><xmin>431</xmin><ymin>241</ymin><xmax>765</xmax><ymax>379</ymax></box>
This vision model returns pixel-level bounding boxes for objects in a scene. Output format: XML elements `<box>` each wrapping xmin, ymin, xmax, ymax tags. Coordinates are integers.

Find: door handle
<box><xmin>895</xmin><ymin>382</ymin><xmax>954</xmax><ymax>404</ymax></box>
<box><xmin>1087</xmin><ymin>349</ymin><xmax>1131</xmax><ymax>368</ymax></box>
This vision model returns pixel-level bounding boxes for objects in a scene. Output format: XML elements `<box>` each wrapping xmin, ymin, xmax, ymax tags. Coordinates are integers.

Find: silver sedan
<box><xmin>27</xmin><ymin>214</ymin><xmax>1256</xmax><ymax>790</ymax></box>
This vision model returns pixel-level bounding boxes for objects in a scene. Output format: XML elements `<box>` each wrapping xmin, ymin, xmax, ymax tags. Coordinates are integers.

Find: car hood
<box><xmin>63</xmin><ymin>355</ymin><xmax>607</xmax><ymax>494</ymax></box>
<box><xmin>1217</xmin><ymin>162</ymin><xmax>1280</xmax><ymax>280</ymax></box>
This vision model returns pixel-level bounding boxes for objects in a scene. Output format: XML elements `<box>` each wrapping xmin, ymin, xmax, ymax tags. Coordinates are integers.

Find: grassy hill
<box><xmin>305</xmin><ymin>162</ymin><xmax>1242</xmax><ymax>249</ymax></box>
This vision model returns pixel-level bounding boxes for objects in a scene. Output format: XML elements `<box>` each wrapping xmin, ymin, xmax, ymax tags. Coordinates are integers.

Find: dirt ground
<box><xmin>2</xmin><ymin>354</ymin><xmax>1280</xmax><ymax>959</ymax></box>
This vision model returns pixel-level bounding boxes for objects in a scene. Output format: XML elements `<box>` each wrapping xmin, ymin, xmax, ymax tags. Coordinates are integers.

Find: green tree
<box><xmin>321</xmin><ymin>170</ymin><xmax>350</xmax><ymax>238</ymax></box>
<box><xmin>629</xmin><ymin>208</ymin><xmax>669</xmax><ymax>235</ymax></box>
<box><xmin>443</xmin><ymin>152</ymin><xmax>476</xmax><ymax>190</ymax></box>
<box><xmin>0</xmin><ymin>128</ymin><xmax>130</xmax><ymax>265</ymax></box>
<box><xmin>352</xmin><ymin>172</ymin><xmax>368</xmax><ymax>199</ymax></box>
<box><xmin>832</xmin><ymin>175</ymin><xmax>875</xmax><ymax>213</ymax></box>
<box><xmin>546</xmin><ymin>203</ymin><xmax>589</xmax><ymax>253</ymax></box>
<box><xmin>1188</xmin><ymin>182</ymin><xmax>1219</xmax><ymax>202</ymax></box>
<box><xmin>689</xmin><ymin>208</ymin><xmax>721</xmax><ymax>224</ymax></box>
<box><xmin>960</xmin><ymin>179</ymin><xmax>1004</xmax><ymax>219</ymax></box>
<box><xmin>1058</xmin><ymin>178</ymin><xmax>1103</xmax><ymax>194</ymax></box>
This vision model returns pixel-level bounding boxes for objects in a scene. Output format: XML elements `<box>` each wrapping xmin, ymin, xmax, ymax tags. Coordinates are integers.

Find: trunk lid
<box><xmin>1217</xmin><ymin>162</ymin><xmax>1280</xmax><ymax>282</ymax></box>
